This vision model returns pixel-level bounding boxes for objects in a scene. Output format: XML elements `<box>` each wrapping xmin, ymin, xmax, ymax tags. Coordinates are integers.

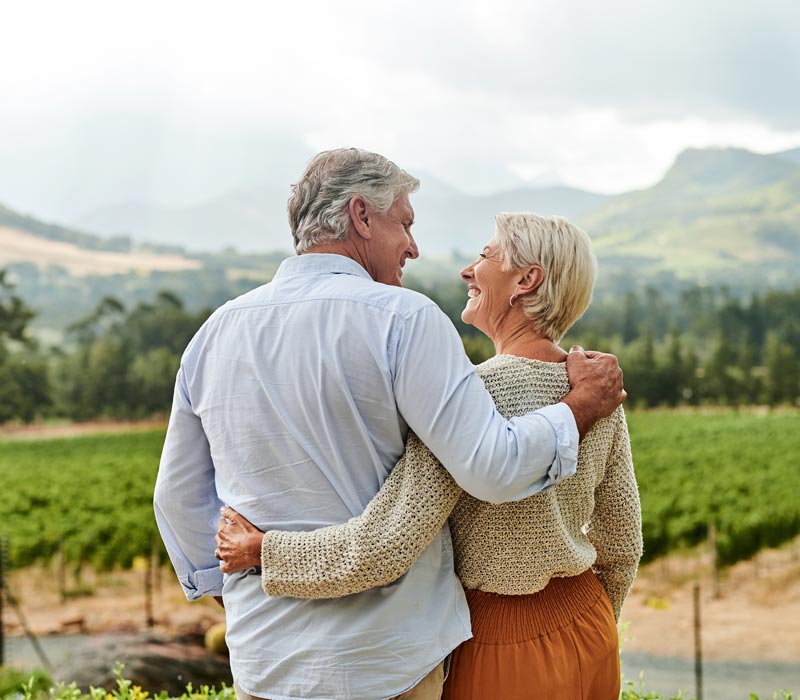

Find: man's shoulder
<box><xmin>218</xmin><ymin>274</ymin><xmax>437</xmax><ymax>320</ymax></box>
<box><xmin>350</xmin><ymin>282</ymin><xmax>439</xmax><ymax>320</ymax></box>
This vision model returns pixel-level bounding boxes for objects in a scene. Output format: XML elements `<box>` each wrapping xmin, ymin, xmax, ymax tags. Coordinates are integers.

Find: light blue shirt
<box><xmin>154</xmin><ymin>254</ymin><xmax>578</xmax><ymax>700</ymax></box>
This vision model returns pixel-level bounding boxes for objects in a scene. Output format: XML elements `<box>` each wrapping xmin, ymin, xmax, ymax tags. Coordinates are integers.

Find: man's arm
<box><xmin>392</xmin><ymin>306</ymin><xmax>623</xmax><ymax>504</ymax></box>
<box><xmin>153</xmin><ymin>366</ymin><xmax>224</xmax><ymax>602</ymax></box>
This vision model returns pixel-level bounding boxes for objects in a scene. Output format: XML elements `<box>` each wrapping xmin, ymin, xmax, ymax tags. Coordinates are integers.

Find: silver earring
<box><xmin>509</xmin><ymin>295</ymin><xmax>516</xmax><ymax>307</ymax></box>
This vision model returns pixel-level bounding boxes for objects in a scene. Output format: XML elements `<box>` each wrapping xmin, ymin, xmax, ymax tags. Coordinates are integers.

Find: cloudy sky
<box><xmin>1</xmin><ymin>0</ymin><xmax>799</xmax><ymax>223</ymax></box>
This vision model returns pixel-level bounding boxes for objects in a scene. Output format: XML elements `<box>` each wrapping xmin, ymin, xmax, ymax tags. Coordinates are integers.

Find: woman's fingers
<box><xmin>214</xmin><ymin>505</ymin><xmax>264</xmax><ymax>572</ymax></box>
<box><xmin>220</xmin><ymin>505</ymin><xmax>241</xmax><ymax>523</ymax></box>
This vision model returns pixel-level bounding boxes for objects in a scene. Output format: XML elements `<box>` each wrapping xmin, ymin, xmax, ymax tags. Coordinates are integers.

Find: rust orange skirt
<box><xmin>442</xmin><ymin>569</ymin><xmax>620</xmax><ymax>700</ymax></box>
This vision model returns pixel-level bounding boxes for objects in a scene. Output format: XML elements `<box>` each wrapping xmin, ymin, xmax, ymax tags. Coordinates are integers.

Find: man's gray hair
<box><xmin>288</xmin><ymin>148</ymin><xmax>420</xmax><ymax>254</ymax></box>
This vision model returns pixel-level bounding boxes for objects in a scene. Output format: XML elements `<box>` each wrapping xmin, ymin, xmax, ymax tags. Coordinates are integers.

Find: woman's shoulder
<box><xmin>476</xmin><ymin>354</ymin><xmax>571</xmax><ymax>415</ymax></box>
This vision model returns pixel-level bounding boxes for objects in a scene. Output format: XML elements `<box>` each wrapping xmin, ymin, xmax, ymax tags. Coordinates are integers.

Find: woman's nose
<box><xmin>460</xmin><ymin>264</ymin><xmax>473</xmax><ymax>281</ymax></box>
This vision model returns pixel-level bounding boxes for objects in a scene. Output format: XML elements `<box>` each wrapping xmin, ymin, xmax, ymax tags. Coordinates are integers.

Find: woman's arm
<box><xmin>255</xmin><ymin>432</ymin><xmax>462</xmax><ymax>599</ymax></box>
<box><xmin>587</xmin><ymin>407</ymin><xmax>643</xmax><ymax>621</ymax></box>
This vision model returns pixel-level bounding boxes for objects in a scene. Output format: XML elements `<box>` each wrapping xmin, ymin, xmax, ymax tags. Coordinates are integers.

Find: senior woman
<box><xmin>216</xmin><ymin>213</ymin><xmax>643</xmax><ymax>700</ymax></box>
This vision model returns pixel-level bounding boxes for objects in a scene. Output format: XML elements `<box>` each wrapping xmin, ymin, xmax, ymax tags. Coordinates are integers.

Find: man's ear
<box><xmin>514</xmin><ymin>264</ymin><xmax>545</xmax><ymax>298</ymax></box>
<box><xmin>348</xmin><ymin>196</ymin><xmax>372</xmax><ymax>240</ymax></box>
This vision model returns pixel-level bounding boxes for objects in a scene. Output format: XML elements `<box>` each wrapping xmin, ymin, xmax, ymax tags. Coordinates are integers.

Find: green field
<box><xmin>627</xmin><ymin>409</ymin><xmax>800</xmax><ymax>565</ymax></box>
<box><xmin>0</xmin><ymin>430</ymin><xmax>165</xmax><ymax>570</ymax></box>
<box><xmin>1</xmin><ymin>409</ymin><xmax>798</xmax><ymax>571</ymax></box>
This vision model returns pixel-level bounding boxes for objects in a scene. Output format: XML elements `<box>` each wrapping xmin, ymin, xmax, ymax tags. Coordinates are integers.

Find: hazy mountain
<box><xmin>73</xmin><ymin>185</ymin><xmax>295</xmax><ymax>253</ymax></box>
<box><xmin>73</xmin><ymin>178</ymin><xmax>610</xmax><ymax>256</ymax></box>
<box><xmin>579</xmin><ymin>147</ymin><xmax>800</xmax><ymax>282</ymax></box>
<box><xmin>413</xmin><ymin>185</ymin><xmax>611</xmax><ymax>255</ymax></box>
<box><xmin>774</xmin><ymin>147</ymin><xmax>800</xmax><ymax>165</ymax></box>
<box><xmin>4</xmin><ymin>144</ymin><xmax>800</xmax><ymax>289</ymax></box>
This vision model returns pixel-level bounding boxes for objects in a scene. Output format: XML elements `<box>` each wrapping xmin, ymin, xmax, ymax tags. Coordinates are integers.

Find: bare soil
<box><xmin>0</xmin><ymin>227</ymin><xmax>201</xmax><ymax>277</ymax></box>
<box><xmin>620</xmin><ymin>542</ymin><xmax>800</xmax><ymax>662</ymax></box>
<box><xmin>0</xmin><ymin>419</ymin><xmax>166</xmax><ymax>441</ymax></box>
<box><xmin>4</xmin><ymin>542</ymin><xmax>799</xmax><ymax>663</ymax></box>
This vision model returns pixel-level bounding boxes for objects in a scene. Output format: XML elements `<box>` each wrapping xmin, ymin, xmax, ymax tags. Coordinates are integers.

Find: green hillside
<box><xmin>0</xmin><ymin>201</ymin><xmax>189</xmax><ymax>255</ymax></box>
<box><xmin>580</xmin><ymin>147</ymin><xmax>800</xmax><ymax>281</ymax></box>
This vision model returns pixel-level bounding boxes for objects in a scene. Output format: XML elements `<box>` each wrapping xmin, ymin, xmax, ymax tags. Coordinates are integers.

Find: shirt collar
<box><xmin>273</xmin><ymin>254</ymin><xmax>373</xmax><ymax>281</ymax></box>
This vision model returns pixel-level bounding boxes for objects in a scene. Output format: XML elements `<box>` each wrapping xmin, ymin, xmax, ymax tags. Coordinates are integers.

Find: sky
<box><xmin>1</xmin><ymin>0</ymin><xmax>800</xmax><ymax>223</ymax></box>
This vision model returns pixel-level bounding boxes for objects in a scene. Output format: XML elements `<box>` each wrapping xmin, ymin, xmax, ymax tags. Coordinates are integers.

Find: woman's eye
<box><xmin>478</xmin><ymin>252</ymin><xmax>487</xmax><ymax>259</ymax></box>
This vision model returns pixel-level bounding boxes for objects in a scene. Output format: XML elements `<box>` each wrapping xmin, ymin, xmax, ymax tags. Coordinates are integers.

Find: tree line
<box><xmin>0</xmin><ymin>269</ymin><xmax>799</xmax><ymax>424</ymax></box>
<box><xmin>0</xmin><ymin>271</ymin><xmax>211</xmax><ymax>423</ymax></box>
<box><xmin>420</xmin><ymin>278</ymin><xmax>800</xmax><ymax>409</ymax></box>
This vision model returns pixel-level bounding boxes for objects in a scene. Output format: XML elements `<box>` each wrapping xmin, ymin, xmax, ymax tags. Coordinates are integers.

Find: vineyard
<box><xmin>1</xmin><ymin>409</ymin><xmax>799</xmax><ymax>572</ymax></box>
<box><xmin>627</xmin><ymin>409</ymin><xmax>800</xmax><ymax>565</ymax></box>
<box><xmin>0</xmin><ymin>431</ymin><xmax>165</xmax><ymax>571</ymax></box>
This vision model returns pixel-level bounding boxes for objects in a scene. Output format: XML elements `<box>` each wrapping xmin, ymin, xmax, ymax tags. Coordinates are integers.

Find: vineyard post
<box><xmin>693</xmin><ymin>582</ymin><xmax>703</xmax><ymax>700</ymax></box>
<box><xmin>0</xmin><ymin>534</ymin><xmax>6</xmax><ymax>666</ymax></box>
<box><xmin>145</xmin><ymin>553</ymin><xmax>154</xmax><ymax>629</ymax></box>
<box><xmin>151</xmin><ymin>536</ymin><xmax>161</xmax><ymax>592</ymax></box>
<box><xmin>57</xmin><ymin>541</ymin><xmax>66</xmax><ymax>602</ymax></box>
<box><xmin>708</xmin><ymin>522</ymin><xmax>720</xmax><ymax>599</ymax></box>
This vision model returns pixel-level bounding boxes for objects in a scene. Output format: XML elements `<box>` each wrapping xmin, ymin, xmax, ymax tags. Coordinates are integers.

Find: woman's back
<box><xmin>452</xmin><ymin>354</ymin><xmax>640</xmax><ymax>618</ymax></box>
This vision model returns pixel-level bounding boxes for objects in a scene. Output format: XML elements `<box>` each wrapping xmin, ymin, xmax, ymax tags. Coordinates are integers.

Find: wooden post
<box><xmin>0</xmin><ymin>535</ymin><xmax>6</xmax><ymax>667</ymax></box>
<box><xmin>693</xmin><ymin>582</ymin><xmax>703</xmax><ymax>700</ymax></box>
<box><xmin>151</xmin><ymin>537</ymin><xmax>162</xmax><ymax>592</ymax></box>
<box><xmin>57</xmin><ymin>543</ymin><xmax>67</xmax><ymax>601</ymax></box>
<box><xmin>145</xmin><ymin>555</ymin><xmax>155</xmax><ymax>628</ymax></box>
<box><xmin>708</xmin><ymin>522</ymin><xmax>720</xmax><ymax>599</ymax></box>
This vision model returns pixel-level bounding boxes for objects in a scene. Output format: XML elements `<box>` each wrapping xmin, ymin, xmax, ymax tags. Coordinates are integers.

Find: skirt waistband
<box><xmin>464</xmin><ymin>569</ymin><xmax>606</xmax><ymax>644</ymax></box>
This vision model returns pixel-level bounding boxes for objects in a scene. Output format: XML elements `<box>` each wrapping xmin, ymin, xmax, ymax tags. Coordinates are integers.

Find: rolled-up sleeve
<box><xmin>153</xmin><ymin>366</ymin><xmax>224</xmax><ymax>601</ymax></box>
<box><xmin>393</xmin><ymin>306</ymin><xmax>579</xmax><ymax>503</ymax></box>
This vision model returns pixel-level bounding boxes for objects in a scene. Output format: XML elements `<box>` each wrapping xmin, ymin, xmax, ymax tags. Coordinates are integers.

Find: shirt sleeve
<box><xmin>153</xmin><ymin>366</ymin><xmax>224</xmax><ymax>601</ymax></box>
<box><xmin>392</xmin><ymin>305</ymin><xmax>578</xmax><ymax>503</ymax></box>
<box><xmin>260</xmin><ymin>432</ymin><xmax>461</xmax><ymax>598</ymax></box>
<box><xmin>588</xmin><ymin>407</ymin><xmax>643</xmax><ymax>620</ymax></box>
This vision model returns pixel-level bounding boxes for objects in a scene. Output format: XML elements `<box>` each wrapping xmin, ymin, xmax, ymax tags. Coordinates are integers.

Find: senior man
<box><xmin>154</xmin><ymin>148</ymin><xmax>624</xmax><ymax>700</ymax></box>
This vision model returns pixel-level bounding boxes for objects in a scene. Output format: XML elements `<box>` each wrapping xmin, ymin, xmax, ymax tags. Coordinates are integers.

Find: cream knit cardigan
<box><xmin>259</xmin><ymin>354</ymin><xmax>643</xmax><ymax>620</ymax></box>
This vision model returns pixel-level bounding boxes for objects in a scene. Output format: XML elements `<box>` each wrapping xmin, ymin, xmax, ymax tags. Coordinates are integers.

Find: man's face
<box><xmin>367</xmin><ymin>194</ymin><xmax>419</xmax><ymax>286</ymax></box>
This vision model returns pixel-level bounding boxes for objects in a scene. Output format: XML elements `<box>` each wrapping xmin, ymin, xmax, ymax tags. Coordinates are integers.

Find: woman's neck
<box><xmin>492</xmin><ymin>328</ymin><xmax>567</xmax><ymax>363</ymax></box>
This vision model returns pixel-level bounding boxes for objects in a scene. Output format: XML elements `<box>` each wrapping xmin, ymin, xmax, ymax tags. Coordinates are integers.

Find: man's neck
<box><xmin>304</xmin><ymin>241</ymin><xmax>377</xmax><ymax>281</ymax></box>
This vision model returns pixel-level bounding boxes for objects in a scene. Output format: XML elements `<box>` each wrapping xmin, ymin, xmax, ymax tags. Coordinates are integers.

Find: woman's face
<box><xmin>460</xmin><ymin>238</ymin><xmax>520</xmax><ymax>336</ymax></box>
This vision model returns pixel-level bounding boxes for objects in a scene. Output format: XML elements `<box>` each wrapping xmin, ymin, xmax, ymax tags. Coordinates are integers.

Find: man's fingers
<box><xmin>569</xmin><ymin>345</ymin><xmax>586</xmax><ymax>355</ymax></box>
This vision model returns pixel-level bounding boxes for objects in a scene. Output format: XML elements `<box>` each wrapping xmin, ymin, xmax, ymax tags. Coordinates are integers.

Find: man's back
<box><xmin>156</xmin><ymin>254</ymin><xmax>471</xmax><ymax>699</ymax></box>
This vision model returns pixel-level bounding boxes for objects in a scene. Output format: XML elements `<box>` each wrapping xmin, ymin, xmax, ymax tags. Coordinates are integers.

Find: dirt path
<box><xmin>4</xmin><ymin>542</ymin><xmax>799</xmax><ymax>664</ymax></box>
<box><xmin>621</xmin><ymin>543</ymin><xmax>800</xmax><ymax>663</ymax></box>
<box><xmin>0</xmin><ymin>419</ymin><xmax>166</xmax><ymax>441</ymax></box>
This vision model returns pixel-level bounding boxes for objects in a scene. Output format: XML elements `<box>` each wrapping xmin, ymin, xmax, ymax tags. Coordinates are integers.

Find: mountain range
<box><xmin>2</xmin><ymin>145</ymin><xmax>800</xmax><ymax>286</ymax></box>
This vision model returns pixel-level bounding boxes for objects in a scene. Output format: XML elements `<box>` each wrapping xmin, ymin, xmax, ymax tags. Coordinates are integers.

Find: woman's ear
<box><xmin>515</xmin><ymin>264</ymin><xmax>545</xmax><ymax>298</ymax></box>
<box><xmin>348</xmin><ymin>196</ymin><xmax>372</xmax><ymax>240</ymax></box>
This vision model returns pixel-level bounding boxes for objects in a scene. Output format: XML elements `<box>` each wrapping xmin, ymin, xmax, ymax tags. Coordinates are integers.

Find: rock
<box><xmin>52</xmin><ymin>632</ymin><xmax>233</xmax><ymax>695</ymax></box>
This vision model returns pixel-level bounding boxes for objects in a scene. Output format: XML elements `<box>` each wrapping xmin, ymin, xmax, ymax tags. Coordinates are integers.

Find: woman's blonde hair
<box><xmin>494</xmin><ymin>212</ymin><xmax>597</xmax><ymax>343</ymax></box>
